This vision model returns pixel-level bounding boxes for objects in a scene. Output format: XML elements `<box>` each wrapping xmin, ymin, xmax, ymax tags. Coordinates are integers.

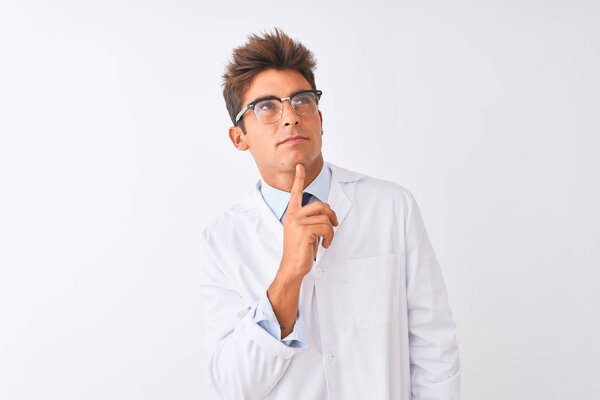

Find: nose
<box><xmin>281</xmin><ymin>99</ymin><xmax>300</xmax><ymax>126</ymax></box>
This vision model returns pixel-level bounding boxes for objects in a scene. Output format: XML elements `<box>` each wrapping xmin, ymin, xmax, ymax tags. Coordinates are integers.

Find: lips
<box><xmin>280</xmin><ymin>136</ymin><xmax>308</xmax><ymax>145</ymax></box>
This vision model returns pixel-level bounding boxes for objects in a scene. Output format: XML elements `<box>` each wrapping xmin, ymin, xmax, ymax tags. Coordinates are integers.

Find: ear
<box><xmin>318</xmin><ymin>110</ymin><xmax>324</xmax><ymax>135</ymax></box>
<box><xmin>229</xmin><ymin>126</ymin><xmax>249</xmax><ymax>151</ymax></box>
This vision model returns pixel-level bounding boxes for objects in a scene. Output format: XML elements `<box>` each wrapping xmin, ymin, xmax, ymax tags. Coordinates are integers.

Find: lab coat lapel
<box><xmin>252</xmin><ymin>181</ymin><xmax>284</xmax><ymax>252</ymax></box>
<box><xmin>314</xmin><ymin>162</ymin><xmax>353</xmax><ymax>262</ymax></box>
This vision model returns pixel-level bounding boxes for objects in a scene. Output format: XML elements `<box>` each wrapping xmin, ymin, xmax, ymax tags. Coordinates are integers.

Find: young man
<box><xmin>200</xmin><ymin>28</ymin><xmax>461</xmax><ymax>399</ymax></box>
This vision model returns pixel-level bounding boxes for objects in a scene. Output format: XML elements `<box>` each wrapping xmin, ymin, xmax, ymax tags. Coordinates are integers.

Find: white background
<box><xmin>1</xmin><ymin>1</ymin><xmax>598</xmax><ymax>399</ymax></box>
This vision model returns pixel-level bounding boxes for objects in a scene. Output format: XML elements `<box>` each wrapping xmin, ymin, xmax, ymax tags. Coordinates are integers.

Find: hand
<box><xmin>280</xmin><ymin>163</ymin><xmax>339</xmax><ymax>279</ymax></box>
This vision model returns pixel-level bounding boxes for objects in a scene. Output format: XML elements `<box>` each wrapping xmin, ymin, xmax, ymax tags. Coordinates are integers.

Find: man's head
<box><xmin>222</xmin><ymin>28</ymin><xmax>324</xmax><ymax>182</ymax></box>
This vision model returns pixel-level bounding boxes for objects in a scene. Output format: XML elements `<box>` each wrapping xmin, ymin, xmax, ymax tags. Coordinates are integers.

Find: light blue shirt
<box><xmin>252</xmin><ymin>162</ymin><xmax>332</xmax><ymax>348</ymax></box>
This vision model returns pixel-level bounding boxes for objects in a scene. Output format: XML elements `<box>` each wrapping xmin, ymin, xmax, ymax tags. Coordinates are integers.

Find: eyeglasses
<box><xmin>235</xmin><ymin>89</ymin><xmax>322</xmax><ymax>126</ymax></box>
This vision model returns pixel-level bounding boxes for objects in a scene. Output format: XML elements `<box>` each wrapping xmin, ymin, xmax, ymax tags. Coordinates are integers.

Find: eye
<box><xmin>293</xmin><ymin>94</ymin><xmax>314</xmax><ymax>105</ymax></box>
<box><xmin>257</xmin><ymin>100</ymin><xmax>279</xmax><ymax>111</ymax></box>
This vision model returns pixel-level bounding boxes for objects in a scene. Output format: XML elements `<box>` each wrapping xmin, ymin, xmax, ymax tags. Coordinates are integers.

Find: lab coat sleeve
<box><xmin>199</xmin><ymin>231</ymin><xmax>305</xmax><ymax>399</ymax></box>
<box><xmin>404</xmin><ymin>191</ymin><xmax>461</xmax><ymax>399</ymax></box>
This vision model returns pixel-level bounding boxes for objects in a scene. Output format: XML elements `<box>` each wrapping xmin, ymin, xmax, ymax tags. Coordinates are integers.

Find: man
<box><xmin>200</xmin><ymin>28</ymin><xmax>461</xmax><ymax>399</ymax></box>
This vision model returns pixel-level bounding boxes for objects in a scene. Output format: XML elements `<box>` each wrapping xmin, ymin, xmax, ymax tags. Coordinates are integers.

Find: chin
<box><xmin>280</xmin><ymin>153</ymin><xmax>319</xmax><ymax>169</ymax></box>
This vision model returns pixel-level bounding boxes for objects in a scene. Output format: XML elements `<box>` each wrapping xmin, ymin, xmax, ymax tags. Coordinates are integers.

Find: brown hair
<box><xmin>222</xmin><ymin>27</ymin><xmax>317</xmax><ymax>133</ymax></box>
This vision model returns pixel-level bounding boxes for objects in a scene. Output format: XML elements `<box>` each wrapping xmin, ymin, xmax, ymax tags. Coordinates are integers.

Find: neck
<box><xmin>260</xmin><ymin>155</ymin><xmax>324</xmax><ymax>192</ymax></box>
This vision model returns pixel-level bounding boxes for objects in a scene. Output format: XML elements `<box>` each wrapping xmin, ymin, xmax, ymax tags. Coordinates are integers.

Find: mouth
<box><xmin>279</xmin><ymin>136</ymin><xmax>308</xmax><ymax>145</ymax></box>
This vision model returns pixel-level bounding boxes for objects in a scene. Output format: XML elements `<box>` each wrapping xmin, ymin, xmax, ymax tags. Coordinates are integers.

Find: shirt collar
<box><xmin>259</xmin><ymin>162</ymin><xmax>332</xmax><ymax>222</ymax></box>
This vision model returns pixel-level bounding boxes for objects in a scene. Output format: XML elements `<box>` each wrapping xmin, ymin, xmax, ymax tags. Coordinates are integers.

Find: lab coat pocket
<box><xmin>345</xmin><ymin>253</ymin><xmax>403</xmax><ymax>329</ymax></box>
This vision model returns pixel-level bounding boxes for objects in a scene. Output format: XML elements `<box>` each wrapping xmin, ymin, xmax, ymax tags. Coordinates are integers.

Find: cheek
<box><xmin>310</xmin><ymin>119</ymin><xmax>323</xmax><ymax>136</ymax></box>
<box><xmin>247</xmin><ymin>130</ymin><xmax>278</xmax><ymax>157</ymax></box>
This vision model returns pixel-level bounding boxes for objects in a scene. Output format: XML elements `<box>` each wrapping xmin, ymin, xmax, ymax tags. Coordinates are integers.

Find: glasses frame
<box><xmin>234</xmin><ymin>89</ymin><xmax>322</xmax><ymax>126</ymax></box>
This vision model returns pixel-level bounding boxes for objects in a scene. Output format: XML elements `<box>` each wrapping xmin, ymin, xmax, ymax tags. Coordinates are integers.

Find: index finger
<box><xmin>288</xmin><ymin>163</ymin><xmax>305</xmax><ymax>211</ymax></box>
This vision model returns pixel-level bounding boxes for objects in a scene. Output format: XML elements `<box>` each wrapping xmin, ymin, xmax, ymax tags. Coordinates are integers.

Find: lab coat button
<box><xmin>324</xmin><ymin>352</ymin><xmax>335</xmax><ymax>365</ymax></box>
<box><xmin>314</xmin><ymin>268</ymin><xmax>323</xmax><ymax>279</ymax></box>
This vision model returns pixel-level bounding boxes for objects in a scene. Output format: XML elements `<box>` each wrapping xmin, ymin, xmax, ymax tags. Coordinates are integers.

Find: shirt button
<box><xmin>314</xmin><ymin>268</ymin><xmax>323</xmax><ymax>279</ymax></box>
<box><xmin>324</xmin><ymin>352</ymin><xmax>335</xmax><ymax>365</ymax></box>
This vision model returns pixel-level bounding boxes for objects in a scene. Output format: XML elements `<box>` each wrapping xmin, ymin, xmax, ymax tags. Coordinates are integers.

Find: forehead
<box><xmin>243</xmin><ymin>68</ymin><xmax>312</xmax><ymax>104</ymax></box>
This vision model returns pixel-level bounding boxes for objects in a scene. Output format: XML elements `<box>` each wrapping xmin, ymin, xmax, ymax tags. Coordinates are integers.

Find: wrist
<box><xmin>278</xmin><ymin>258</ymin><xmax>310</xmax><ymax>281</ymax></box>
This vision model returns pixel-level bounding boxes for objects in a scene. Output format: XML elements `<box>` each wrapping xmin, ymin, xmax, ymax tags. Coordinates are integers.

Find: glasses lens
<box><xmin>291</xmin><ymin>92</ymin><xmax>318</xmax><ymax>115</ymax></box>
<box><xmin>255</xmin><ymin>99</ymin><xmax>282</xmax><ymax>124</ymax></box>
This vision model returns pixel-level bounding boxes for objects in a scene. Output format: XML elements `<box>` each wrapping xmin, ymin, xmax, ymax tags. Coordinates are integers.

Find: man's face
<box><xmin>229</xmin><ymin>68</ymin><xmax>323</xmax><ymax>174</ymax></box>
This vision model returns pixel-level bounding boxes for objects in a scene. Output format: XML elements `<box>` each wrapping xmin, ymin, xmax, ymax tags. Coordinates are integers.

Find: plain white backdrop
<box><xmin>1</xmin><ymin>1</ymin><xmax>598</xmax><ymax>399</ymax></box>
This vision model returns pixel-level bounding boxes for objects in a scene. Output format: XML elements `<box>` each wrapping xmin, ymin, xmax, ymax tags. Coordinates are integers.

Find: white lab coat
<box><xmin>199</xmin><ymin>161</ymin><xmax>461</xmax><ymax>400</ymax></box>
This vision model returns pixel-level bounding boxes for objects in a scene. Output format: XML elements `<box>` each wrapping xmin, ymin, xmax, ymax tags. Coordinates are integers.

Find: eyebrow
<box><xmin>248</xmin><ymin>89</ymin><xmax>312</xmax><ymax>105</ymax></box>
